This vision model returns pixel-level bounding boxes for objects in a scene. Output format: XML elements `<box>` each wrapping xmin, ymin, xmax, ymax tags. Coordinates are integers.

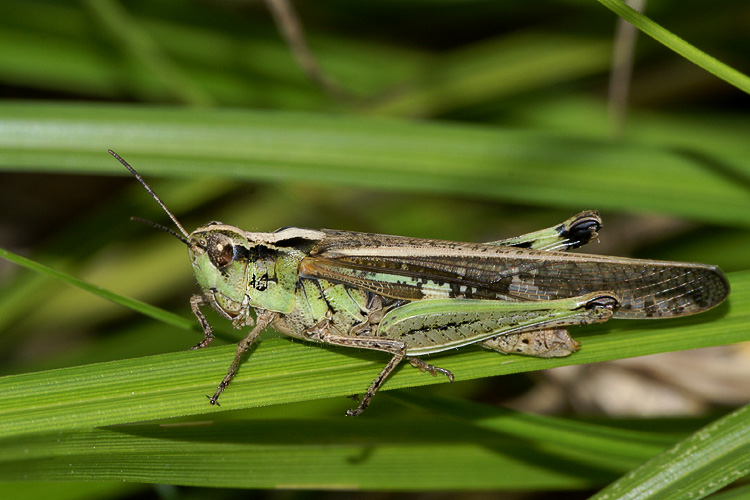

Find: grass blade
<box><xmin>0</xmin><ymin>103</ymin><xmax>749</xmax><ymax>227</ymax></box>
<box><xmin>0</xmin><ymin>247</ymin><xmax>195</xmax><ymax>333</ymax></box>
<box><xmin>595</xmin><ymin>0</ymin><xmax>750</xmax><ymax>94</ymax></box>
<box><xmin>589</xmin><ymin>404</ymin><xmax>750</xmax><ymax>500</ymax></box>
<box><xmin>0</xmin><ymin>395</ymin><xmax>711</xmax><ymax>490</ymax></box>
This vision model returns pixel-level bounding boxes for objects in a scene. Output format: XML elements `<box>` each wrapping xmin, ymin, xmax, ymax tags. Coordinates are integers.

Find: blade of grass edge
<box><xmin>706</xmin><ymin>485</ymin><xmax>750</xmax><ymax>500</ymax></box>
<box><xmin>595</xmin><ymin>0</ymin><xmax>750</xmax><ymax>94</ymax></box>
<box><xmin>0</xmin><ymin>246</ymin><xmax>195</xmax><ymax>332</ymax></box>
<box><xmin>588</xmin><ymin>404</ymin><xmax>750</xmax><ymax>500</ymax></box>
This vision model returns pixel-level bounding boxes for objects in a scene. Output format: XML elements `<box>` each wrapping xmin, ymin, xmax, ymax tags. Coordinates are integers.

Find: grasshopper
<box><xmin>110</xmin><ymin>150</ymin><xmax>730</xmax><ymax>416</ymax></box>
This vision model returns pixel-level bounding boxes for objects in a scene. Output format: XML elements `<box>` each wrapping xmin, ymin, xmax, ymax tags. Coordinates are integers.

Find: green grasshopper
<box><xmin>110</xmin><ymin>150</ymin><xmax>730</xmax><ymax>416</ymax></box>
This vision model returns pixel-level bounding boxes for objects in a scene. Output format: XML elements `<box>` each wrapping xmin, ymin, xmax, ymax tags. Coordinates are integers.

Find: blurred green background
<box><xmin>0</xmin><ymin>1</ymin><xmax>749</xmax><ymax>499</ymax></box>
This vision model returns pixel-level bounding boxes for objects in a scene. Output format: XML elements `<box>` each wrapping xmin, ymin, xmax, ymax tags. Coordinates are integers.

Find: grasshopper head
<box><xmin>189</xmin><ymin>223</ymin><xmax>252</xmax><ymax>319</ymax></box>
<box><xmin>110</xmin><ymin>149</ymin><xmax>301</xmax><ymax>319</ymax></box>
<box><xmin>188</xmin><ymin>223</ymin><xmax>302</xmax><ymax>317</ymax></box>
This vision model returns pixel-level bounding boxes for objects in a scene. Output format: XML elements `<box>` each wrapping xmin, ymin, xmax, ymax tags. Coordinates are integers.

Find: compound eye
<box><xmin>207</xmin><ymin>234</ymin><xmax>234</xmax><ymax>269</ymax></box>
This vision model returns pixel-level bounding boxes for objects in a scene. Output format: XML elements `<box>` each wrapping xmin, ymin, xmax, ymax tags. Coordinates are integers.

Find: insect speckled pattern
<box><xmin>110</xmin><ymin>150</ymin><xmax>730</xmax><ymax>416</ymax></box>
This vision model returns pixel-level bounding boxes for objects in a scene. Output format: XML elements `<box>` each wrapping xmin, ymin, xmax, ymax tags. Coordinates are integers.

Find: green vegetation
<box><xmin>0</xmin><ymin>1</ymin><xmax>748</xmax><ymax>499</ymax></box>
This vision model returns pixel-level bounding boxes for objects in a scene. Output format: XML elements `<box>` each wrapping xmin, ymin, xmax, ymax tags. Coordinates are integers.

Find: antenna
<box><xmin>130</xmin><ymin>217</ymin><xmax>188</xmax><ymax>245</ymax></box>
<box><xmin>108</xmin><ymin>149</ymin><xmax>191</xmax><ymax>242</ymax></box>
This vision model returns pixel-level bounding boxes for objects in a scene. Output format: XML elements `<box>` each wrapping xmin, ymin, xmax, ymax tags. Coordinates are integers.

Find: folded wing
<box><xmin>299</xmin><ymin>229</ymin><xmax>729</xmax><ymax>319</ymax></box>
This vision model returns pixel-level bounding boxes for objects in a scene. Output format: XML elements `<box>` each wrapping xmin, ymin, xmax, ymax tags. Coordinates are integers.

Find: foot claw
<box><xmin>346</xmin><ymin>408</ymin><xmax>363</xmax><ymax>417</ymax></box>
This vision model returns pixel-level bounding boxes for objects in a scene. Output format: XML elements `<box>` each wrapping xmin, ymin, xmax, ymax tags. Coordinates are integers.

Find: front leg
<box><xmin>190</xmin><ymin>294</ymin><xmax>214</xmax><ymax>350</ymax></box>
<box><xmin>208</xmin><ymin>309</ymin><xmax>278</xmax><ymax>406</ymax></box>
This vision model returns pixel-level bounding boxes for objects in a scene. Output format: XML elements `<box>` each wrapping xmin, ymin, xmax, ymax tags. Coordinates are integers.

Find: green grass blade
<box><xmin>0</xmin><ymin>395</ymin><xmax>710</xmax><ymax>489</ymax></box>
<box><xmin>0</xmin><ymin>419</ymin><xmax>612</xmax><ymax>489</ymax></box>
<box><xmin>707</xmin><ymin>485</ymin><xmax>750</xmax><ymax>500</ymax></box>
<box><xmin>0</xmin><ymin>247</ymin><xmax>195</xmax><ymax>333</ymax></box>
<box><xmin>0</xmin><ymin>103</ymin><xmax>749</xmax><ymax>227</ymax></box>
<box><xmin>589</xmin><ymin>404</ymin><xmax>750</xmax><ymax>500</ymax></box>
<box><xmin>0</xmin><ymin>266</ymin><xmax>746</xmax><ymax>439</ymax></box>
<box><xmin>595</xmin><ymin>0</ymin><xmax>750</xmax><ymax>94</ymax></box>
<box><xmin>391</xmin><ymin>390</ymin><xmax>677</xmax><ymax>465</ymax></box>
